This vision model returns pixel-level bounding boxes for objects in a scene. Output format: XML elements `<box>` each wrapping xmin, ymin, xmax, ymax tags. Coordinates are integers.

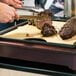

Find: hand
<box><xmin>0</xmin><ymin>2</ymin><xmax>19</xmax><ymax>23</ymax></box>
<box><xmin>0</xmin><ymin>0</ymin><xmax>23</xmax><ymax>8</ymax></box>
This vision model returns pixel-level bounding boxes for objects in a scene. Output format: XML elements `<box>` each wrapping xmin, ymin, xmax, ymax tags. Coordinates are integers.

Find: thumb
<box><xmin>15</xmin><ymin>12</ymin><xmax>20</xmax><ymax>20</ymax></box>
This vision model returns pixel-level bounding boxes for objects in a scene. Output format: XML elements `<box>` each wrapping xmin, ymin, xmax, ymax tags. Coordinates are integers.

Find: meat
<box><xmin>36</xmin><ymin>9</ymin><xmax>53</xmax><ymax>29</ymax></box>
<box><xmin>41</xmin><ymin>23</ymin><xmax>57</xmax><ymax>37</ymax></box>
<box><xmin>36</xmin><ymin>10</ymin><xmax>57</xmax><ymax>37</ymax></box>
<box><xmin>59</xmin><ymin>17</ymin><xmax>76</xmax><ymax>40</ymax></box>
<box><xmin>36</xmin><ymin>20</ymin><xmax>52</xmax><ymax>29</ymax></box>
<box><xmin>38</xmin><ymin>9</ymin><xmax>53</xmax><ymax>18</ymax></box>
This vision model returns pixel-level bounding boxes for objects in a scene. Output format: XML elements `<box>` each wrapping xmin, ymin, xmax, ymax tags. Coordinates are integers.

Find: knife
<box><xmin>17</xmin><ymin>6</ymin><xmax>44</xmax><ymax>13</ymax></box>
<box><xmin>19</xmin><ymin>15</ymin><xmax>48</xmax><ymax>20</ymax></box>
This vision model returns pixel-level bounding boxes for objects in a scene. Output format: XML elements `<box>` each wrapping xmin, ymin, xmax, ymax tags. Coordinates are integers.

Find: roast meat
<box><xmin>41</xmin><ymin>23</ymin><xmax>57</xmax><ymax>37</ymax></box>
<box><xmin>59</xmin><ymin>17</ymin><xmax>76</xmax><ymax>40</ymax></box>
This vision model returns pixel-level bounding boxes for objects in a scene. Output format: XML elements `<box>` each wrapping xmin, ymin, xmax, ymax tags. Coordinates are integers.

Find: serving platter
<box><xmin>0</xmin><ymin>20</ymin><xmax>76</xmax><ymax>48</ymax></box>
<box><xmin>0</xmin><ymin>19</ymin><xmax>76</xmax><ymax>72</ymax></box>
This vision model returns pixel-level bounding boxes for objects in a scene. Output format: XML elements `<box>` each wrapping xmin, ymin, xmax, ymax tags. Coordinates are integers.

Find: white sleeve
<box><xmin>44</xmin><ymin>0</ymin><xmax>54</xmax><ymax>9</ymax></box>
<box><xmin>23</xmin><ymin>0</ymin><xmax>35</xmax><ymax>7</ymax></box>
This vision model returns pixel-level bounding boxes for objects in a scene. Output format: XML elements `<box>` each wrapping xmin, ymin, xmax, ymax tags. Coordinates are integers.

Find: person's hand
<box><xmin>0</xmin><ymin>2</ymin><xmax>19</xmax><ymax>23</ymax></box>
<box><xmin>0</xmin><ymin>0</ymin><xmax>23</xmax><ymax>8</ymax></box>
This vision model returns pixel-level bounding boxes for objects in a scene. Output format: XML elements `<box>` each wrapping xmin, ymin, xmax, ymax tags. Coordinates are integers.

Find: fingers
<box><xmin>14</xmin><ymin>0</ymin><xmax>23</xmax><ymax>5</ymax></box>
<box><xmin>15</xmin><ymin>12</ymin><xmax>20</xmax><ymax>20</ymax></box>
<box><xmin>13</xmin><ymin>4</ymin><xmax>22</xmax><ymax>8</ymax></box>
<box><xmin>8</xmin><ymin>7</ymin><xmax>16</xmax><ymax>22</ymax></box>
<box><xmin>10</xmin><ymin>6</ymin><xmax>20</xmax><ymax>20</ymax></box>
<box><xmin>7</xmin><ymin>7</ymin><xmax>20</xmax><ymax>23</ymax></box>
<box><xmin>9</xmin><ymin>12</ymin><xmax>20</xmax><ymax>23</ymax></box>
<box><xmin>11</xmin><ymin>0</ymin><xmax>23</xmax><ymax>8</ymax></box>
<box><xmin>0</xmin><ymin>2</ymin><xmax>20</xmax><ymax>23</ymax></box>
<box><xmin>9</xmin><ymin>15</ymin><xmax>16</xmax><ymax>23</ymax></box>
<box><xmin>10</xmin><ymin>6</ymin><xmax>16</xmax><ymax>16</ymax></box>
<box><xmin>1</xmin><ymin>15</ymin><xmax>14</xmax><ymax>23</ymax></box>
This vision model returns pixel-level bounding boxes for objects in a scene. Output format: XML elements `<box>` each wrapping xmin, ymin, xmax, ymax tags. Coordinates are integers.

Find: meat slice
<box><xmin>41</xmin><ymin>23</ymin><xmax>57</xmax><ymax>37</ymax></box>
<box><xmin>36</xmin><ymin>9</ymin><xmax>53</xmax><ymax>29</ymax></box>
<box><xmin>37</xmin><ymin>10</ymin><xmax>57</xmax><ymax>37</ymax></box>
<box><xmin>59</xmin><ymin>17</ymin><xmax>76</xmax><ymax>40</ymax></box>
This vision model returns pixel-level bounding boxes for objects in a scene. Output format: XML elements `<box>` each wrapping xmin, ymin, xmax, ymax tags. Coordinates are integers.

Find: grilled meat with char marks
<box><xmin>59</xmin><ymin>17</ymin><xmax>76</xmax><ymax>40</ymax></box>
<box><xmin>41</xmin><ymin>23</ymin><xmax>57</xmax><ymax>37</ymax></box>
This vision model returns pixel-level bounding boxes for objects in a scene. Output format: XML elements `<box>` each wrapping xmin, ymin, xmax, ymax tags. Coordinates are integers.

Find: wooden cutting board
<box><xmin>1</xmin><ymin>21</ymin><xmax>76</xmax><ymax>45</ymax></box>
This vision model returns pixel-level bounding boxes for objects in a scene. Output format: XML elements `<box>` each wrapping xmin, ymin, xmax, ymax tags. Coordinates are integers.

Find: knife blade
<box><xmin>20</xmin><ymin>15</ymin><xmax>49</xmax><ymax>20</ymax></box>
<box><xmin>18</xmin><ymin>6</ymin><xmax>44</xmax><ymax>13</ymax></box>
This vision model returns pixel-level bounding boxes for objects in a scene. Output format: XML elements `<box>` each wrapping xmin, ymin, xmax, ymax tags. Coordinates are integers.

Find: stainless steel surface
<box><xmin>72</xmin><ymin>0</ymin><xmax>76</xmax><ymax>16</ymax></box>
<box><xmin>64</xmin><ymin>0</ymin><xmax>76</xmax><ymax>17</ymax></box>
<box><xmin>18</xmin><ymin>6</ymin><xmax>44</xmax><ymax>13</ymax></box>
<box><xmin>14</xmin><ymin>21</ymin><xmax>17</xmax><ymax>26</ymax></box>
<box><xmin>64</xmin><ymin>0</ymin><xmax>72</xmax><ymax>17</ymax></box>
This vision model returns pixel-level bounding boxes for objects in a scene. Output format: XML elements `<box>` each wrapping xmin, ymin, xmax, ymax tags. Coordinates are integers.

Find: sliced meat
<box><xmin>41</xmin><ymin>23</ymin><xmax>57</xmax><ymax>37</ymax></box>
<box><xmin>59</xmin><ymin>17</ymin><xmax>76</xmax><ymax>40</ymax></box>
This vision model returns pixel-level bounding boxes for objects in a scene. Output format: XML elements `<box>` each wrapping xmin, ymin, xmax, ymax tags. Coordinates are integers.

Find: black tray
<box><xmin>0</xmin><ymin>19</ymin><xmax>76</xmax><ymax>49</ymax></box>
<box><xmin>0</xmin><ymin>62</ymin><xmax>75</xmax><ymax>76</ymax></box>
<box><xmin>0</xmin><ymin>19</ymin><xmax>28</xmax><ymax>34</ymax></box>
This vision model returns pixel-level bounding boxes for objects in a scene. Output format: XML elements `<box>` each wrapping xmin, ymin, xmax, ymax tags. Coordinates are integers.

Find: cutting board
<box><xmin>1</xmin><ymin>21</ymin><xmax>76</xmax><ymax>45</ymax></box>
